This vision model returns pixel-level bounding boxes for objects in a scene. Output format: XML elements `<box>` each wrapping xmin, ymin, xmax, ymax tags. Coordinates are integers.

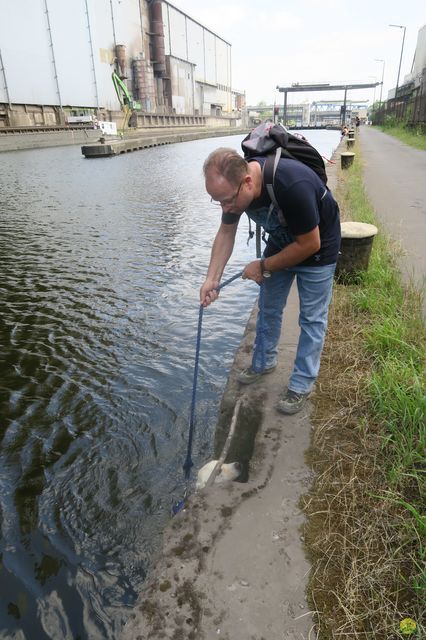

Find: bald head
<box><xmin>203</xmin><ymin>148</ymin><xmax>249</xmax><ymax>187</ymax></box>
<box><xmin>204</xmin><ymin>148</ymin><xmax>263</xmax><ymax>214</ymax></box>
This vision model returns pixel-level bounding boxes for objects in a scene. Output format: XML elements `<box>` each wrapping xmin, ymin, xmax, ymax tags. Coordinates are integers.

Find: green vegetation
<box><xmin>304</xmin><ymin>143</ymin><xmax>425</xmax><ymax>638</ymax></box>
<box><xmin>377</xmin><ymin>120</ymin><xmax>426</xmax><ymax>151</ymax></box>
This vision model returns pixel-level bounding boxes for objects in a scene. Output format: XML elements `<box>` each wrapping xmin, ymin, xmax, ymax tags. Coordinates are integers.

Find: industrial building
<box><xmin>370</xmin><ymin>24</ymin><xmax>425</xmax><ymax>127</ymax></box>
<box><xmin>0</xmin><ymin>0</ymin><xmax>245</xmax><ymax>129</ymax></box>
<box><xmin>388</xmin><ymin>24</ymin><xmax>426</xmax><ymax>100</ymax></box>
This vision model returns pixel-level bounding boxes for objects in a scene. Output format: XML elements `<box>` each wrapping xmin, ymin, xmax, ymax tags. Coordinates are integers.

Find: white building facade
<box><xmin>0</xmin><ymin>0</ymin><xmax>242</xmax><ymax>127</ymax></box>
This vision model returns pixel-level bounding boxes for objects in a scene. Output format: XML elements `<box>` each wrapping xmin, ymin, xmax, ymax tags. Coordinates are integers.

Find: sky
<box><xmin>171</xmin><ymin>0</ymin><xmax>425</xmax><ymax>106</ymax></box>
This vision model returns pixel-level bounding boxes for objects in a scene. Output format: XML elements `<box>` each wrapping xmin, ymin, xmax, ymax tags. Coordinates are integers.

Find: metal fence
<box><xmin>373</xmin><ymin>94</ymin><xmax>426</xmax><ymax>127</ymax></box>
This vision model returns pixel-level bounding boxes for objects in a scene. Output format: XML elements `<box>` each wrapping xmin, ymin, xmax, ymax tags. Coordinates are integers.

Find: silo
<box><xmin>132</xmin><ymin>58</ymin><xmax>157</xmax><ymax>110</ymax></box>
<box><xmin>115</xmin><ymin>44</ymin><xmax>127</xmax><ymax>78</ymax></box>
<box><xmin>150</xmin><ymin>0</ymin><xmax>166</xmax><ymax>77</ymax></box>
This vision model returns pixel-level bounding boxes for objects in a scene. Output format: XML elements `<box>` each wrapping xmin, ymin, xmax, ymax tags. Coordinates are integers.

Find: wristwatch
<box><xmin>260</xmin><ymin>258</ymin><xmax>272</xmax><ymax>278</ymax></box>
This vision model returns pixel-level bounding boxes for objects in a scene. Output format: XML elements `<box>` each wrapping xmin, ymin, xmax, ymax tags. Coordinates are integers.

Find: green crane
<box><xmin>111</xmin><ymin>72</ymin><xmax>141</xmax><ymax>130</ymax></box>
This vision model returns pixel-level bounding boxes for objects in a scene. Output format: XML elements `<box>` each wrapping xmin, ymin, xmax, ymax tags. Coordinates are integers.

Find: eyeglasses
<box><xmin>210</xmin><ymin>180</ymin><xmax>244</xmax><ymax>208</ymax></box>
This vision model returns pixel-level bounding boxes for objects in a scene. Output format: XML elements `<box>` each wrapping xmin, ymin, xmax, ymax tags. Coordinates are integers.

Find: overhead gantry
<box><xmin>276</xmin><ymin>82</ymin><xmax>381</xmax><ymax>126</ymax></box>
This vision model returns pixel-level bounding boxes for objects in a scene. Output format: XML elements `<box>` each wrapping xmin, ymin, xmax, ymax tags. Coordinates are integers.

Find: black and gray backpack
<box><xmin>241</xmin><ymin>122</ymin><xmax>328</xmax><ymax>253</ymax></box>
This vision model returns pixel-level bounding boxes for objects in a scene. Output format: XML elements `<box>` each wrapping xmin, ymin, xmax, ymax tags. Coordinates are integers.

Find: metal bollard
<box><xmin>341</xmin><ymin>152</ymin><xmax>355</xmax><ymax>169</ymax></box>
<box><xmin>335</xmin><ymin>221</ymin><xmax>378</xmax><ymax>283</ymax></box>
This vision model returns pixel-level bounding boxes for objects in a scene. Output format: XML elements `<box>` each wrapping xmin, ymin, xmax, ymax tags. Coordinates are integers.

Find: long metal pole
<box><xmin>84</xmin><ymin>0</ymin><xmax>100</xmax><ymax>110</ymax></box>
<box><xmin>44</xmin><ymin>0</ymin><xmax>62</xmax><ymax>110</ymax></box>
<box><xmin>110</xmin><ymin>0</ymin><xmax>117</xmax><ymax>47</ymax></box>
<box><xmin>396</xmin><ymin>26</ymin><xmax>406</xmax><ymax>97</ymax></box>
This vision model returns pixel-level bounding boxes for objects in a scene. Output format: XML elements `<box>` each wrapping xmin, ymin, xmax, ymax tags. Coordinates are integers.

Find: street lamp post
<box><xmin>374</xmin><ymin>59</ymin><xmax>385</xmax><ymax>107</ymax></box>
<box><xmin>389</xmin><ymin>24</ymin><xmax>406</xmax><ymax>99</ymax></box>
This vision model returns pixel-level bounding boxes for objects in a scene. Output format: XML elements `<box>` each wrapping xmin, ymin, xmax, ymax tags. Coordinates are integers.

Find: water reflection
<box><xmin>0</xmin><ymin>130</ymin><xmax>340</xmax><ymax>638</ymax></box>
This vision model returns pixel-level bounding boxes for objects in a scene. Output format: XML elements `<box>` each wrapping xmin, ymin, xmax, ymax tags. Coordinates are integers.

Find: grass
<box><xmin>376</xmin><ymin>124</ymin><xmax>426</xmax><ymax>151</ymax></box>
<box><xmin>303</xmin><ymin>140</ymin><xmax>426</xmax><ymax>639</ymax></box>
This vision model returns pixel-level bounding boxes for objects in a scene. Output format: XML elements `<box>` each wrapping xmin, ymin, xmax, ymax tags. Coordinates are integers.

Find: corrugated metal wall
<box><xmin>162</xmin><ymin>1</ymin><xmax>232</xmax><ymax>114</ymax></box>
<box><xmin>0</xmin><ymin>0</ymin><xmax>144</xmax><ymax>110</ymax></box>
<box><xmin>167</xmin><ymin>58</ymin><xmax>194</xmax><ymax>114</ymax></box>
<box><xmin>0</xmin><ymin>0</ymin><xmax>233</xmax><ymax>115</ymax></box>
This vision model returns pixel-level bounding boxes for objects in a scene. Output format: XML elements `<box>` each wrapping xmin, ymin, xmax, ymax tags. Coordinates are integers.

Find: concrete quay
<box><xmin>81</xmin><ymin>127</ymin><xmax>249</xmax><ymax>158</ymax></box>
<box><xmin>0</xmin><ymin>125</ymin><xmax>249</xmax><ymax>154</ymax></box>
<box><xmin>0</xmin><ymin>127</ymin><xmax>102</xmax><ymax>153</ymax></box>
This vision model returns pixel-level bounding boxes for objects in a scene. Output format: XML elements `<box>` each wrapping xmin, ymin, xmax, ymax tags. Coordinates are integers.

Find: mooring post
<box><xmin>341</xmin><ymin>152</ymin><xmax>355</xmax><ymax>169</ymax></box>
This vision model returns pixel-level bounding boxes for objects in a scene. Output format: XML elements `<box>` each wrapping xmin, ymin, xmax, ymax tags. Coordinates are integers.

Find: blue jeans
<box><xmin>252</xmin><ymin>264</ymin><xmax>336</xmax><ymax>394</ymax></box>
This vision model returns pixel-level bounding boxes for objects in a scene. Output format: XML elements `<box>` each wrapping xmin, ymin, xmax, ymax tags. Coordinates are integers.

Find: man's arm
<box><xmin>242</xmin><ymin>227</ymin><xmax>320</xmax><ymax>282</ymax></box>
<box><xmin>200</xmin><ymin>222</ymin><xmax>239</xmax><ymax>306</ymax></box>
<box><xmin>264</xmin><ymin>226</ymin><xmax>320</xmax><ymax>270</ymax></box>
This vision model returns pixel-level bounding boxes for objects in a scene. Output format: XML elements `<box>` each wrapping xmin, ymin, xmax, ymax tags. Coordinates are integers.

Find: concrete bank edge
<box><xmin>0</xmin><ymin>127</ymin><xmax>249</xmax><ymax>153</ymax></box>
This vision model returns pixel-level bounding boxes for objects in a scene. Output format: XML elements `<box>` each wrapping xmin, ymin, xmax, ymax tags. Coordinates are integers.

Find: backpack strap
<box><xmin>262</xmin><ymin>149</ymin><xmax>287</xmax><ymax>227</ymax></box>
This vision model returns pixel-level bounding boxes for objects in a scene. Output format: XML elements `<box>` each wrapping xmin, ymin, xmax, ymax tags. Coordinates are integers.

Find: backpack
<box><xmin>241</xmin><ymin>122</ymin><xmax>328</xmax><ymax>254</ymax></box>
<box><xmin>242</xmin><ymin>121</ymin><xmax>327</xmax><ymax>183</ymax></box>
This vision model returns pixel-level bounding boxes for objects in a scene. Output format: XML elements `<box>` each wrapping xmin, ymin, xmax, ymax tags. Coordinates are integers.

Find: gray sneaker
<box><xmin>276</xmin><ymin>389</ymin><xmax>309</xmax><ymax>415</ymax></box>
<box><xmin>237</xmin><ymin>365</ymin><xmax>276</xmax><ymax>385</ymax></box>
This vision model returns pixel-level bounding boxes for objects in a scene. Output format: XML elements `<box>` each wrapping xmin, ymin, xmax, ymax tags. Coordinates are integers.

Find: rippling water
<box><xmin>0</xmin><ymin>130</ymin><xmax>340</xmax><ymax>638</ymax></box>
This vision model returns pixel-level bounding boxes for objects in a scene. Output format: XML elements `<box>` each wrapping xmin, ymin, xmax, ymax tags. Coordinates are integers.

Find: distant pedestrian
<box><xmin>355</xmin><ymin>116</ymin><xmax>360</xmax><ymax>129</ymax></box>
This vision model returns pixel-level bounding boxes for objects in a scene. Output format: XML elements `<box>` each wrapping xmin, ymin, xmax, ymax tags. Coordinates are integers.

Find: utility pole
<box><xmin>389</xmin><ymin>24</ymin><xmax>406</xmax><ymax>99</ymax></box>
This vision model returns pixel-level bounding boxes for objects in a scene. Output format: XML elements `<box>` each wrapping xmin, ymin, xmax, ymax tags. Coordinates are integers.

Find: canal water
<box><xmin>0</xmin><ymin>130</ymin><xmax>340</xmax><ymax>639</ymax></box>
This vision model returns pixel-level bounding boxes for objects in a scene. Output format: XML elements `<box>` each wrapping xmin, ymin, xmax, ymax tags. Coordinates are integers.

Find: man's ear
<box><xmin>243</xmin><ymin>173</ymin><xmax>253</xmax><ymax>189</ymax></box>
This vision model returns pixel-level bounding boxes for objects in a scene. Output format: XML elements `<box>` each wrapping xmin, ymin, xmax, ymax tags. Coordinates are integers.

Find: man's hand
<box><xmin>242</xmin><ymin>260</ymin><xmax>263</xmax><ymax>284</ymax></box>
<box><xmin>200</xmin><ymin>278</ymin><xmax>220</xmax><ymax>307</ymax></box>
